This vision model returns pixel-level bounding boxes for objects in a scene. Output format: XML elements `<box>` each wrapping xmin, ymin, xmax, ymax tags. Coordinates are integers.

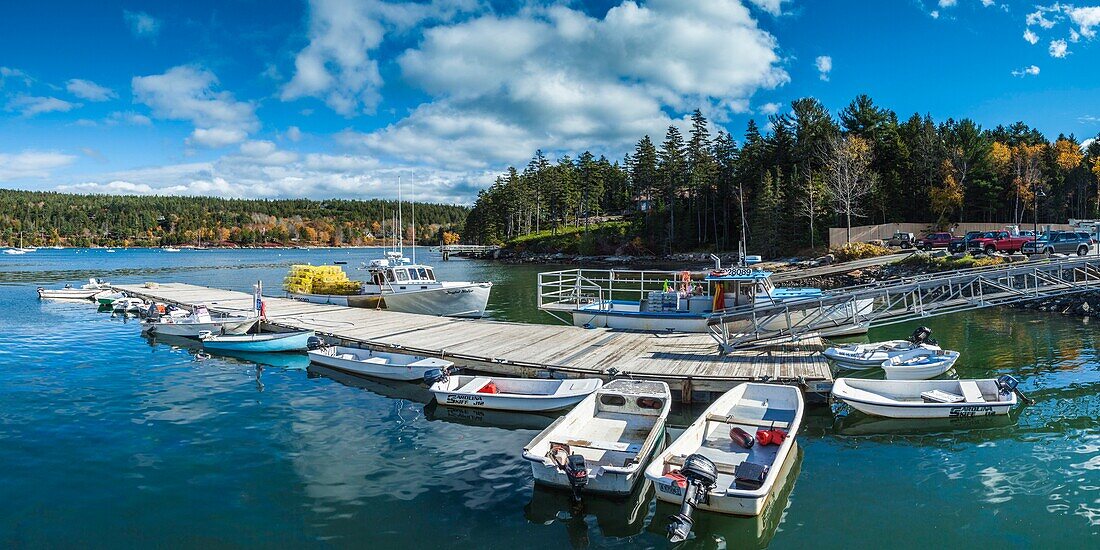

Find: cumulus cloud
<box><xmin>1024</xmin><ymin>29</ymin><xmax>1039</xmax><ymax>44</ymax></box>
<box><xmin>938</xmin><ymin>0</ymin><xmax>956</xmax><ymax>7</ymax></box>
<box><xmin>0</xmin><ymin>66</ymin><xmax>33</xmax><ymax>87</ymax></box>
<box><xmin>758</xmin><ymin>102</ymin><xmax>781</xmax><ymax>115</ymax></box>
<box><xmin>286</xmin><ymin>126</ymin><xmax>302</xmax><ymax>142</ymax></box>
<box><xmin>1068</xmin><ymin>6</ymin><xmax>1100</xmax><ymax>38</ymax></box>
<box><xmin>982</xmin><ymin>0</ymin><xmax>995</xmax><ymax>6</ymax></box>
<box><xmin>1050</xmin><ymin>38</ymin><xmax>1069</xmax><ymax>57</ymax></box>
<box><xmin>746</xmin><ymin>0</ymin><xmax>786</xmax><ymax>15</ymax></box>
<box><xmin>815</xmin><ymin>55</ymin><xmax>832</xmax><ymax>81</ymax></box>
<box><xmin>0</xmin><ymin>150</ymin><xmax>78</xmax><ymax>181</ymax></box>
<box><xmin>351</xmin><ymin>0</ymin><xmax>787</xmax><ymax>169</ymax></box>
<box><xmin>133</xmin><ymin>65</ymin><xmax>258</xmax><ymax>147</ymax></box>
<box><xmin>235</xmin><ymin>140</ymin><xmax>299</xmax><ymax>165</ymax></box>
<box><xmin>66</xmin><ymin>79</ymin><xmax>117</xmax><ymax>101</ymax></box>
<box><xmin>1011</xmin><ymin>64</ymin><xmax>1041</xmax><ymax>77</ymax></box>
<box><xmin>124</xmin><ymin>10</ymin><xmax>161</xmax><ymax>38</ymax></box>
<box><xmin>107</xmin><ymin>111</ymin><xmax>152</xmax><ymax>126</ymax></box>
<box><xmin>5</xmin><ymin>95</ymin><xmax>79</xmax><ymax>117</ymax></box>
<box><xmin>1026</xmin><ymin>7</ymin><xmax>1058</xmax><ymax>29</ymax></box>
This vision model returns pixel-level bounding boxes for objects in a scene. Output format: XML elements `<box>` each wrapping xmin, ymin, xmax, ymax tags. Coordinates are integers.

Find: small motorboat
<box><xmin>306</xmin><ymin>340</ymin><xmax>454</xmax><ymax>381</ymax></box>
<box><xmin>141</xmin><ymin>304</ymin><xmax>258</xmax><ymax>337</ymax></box>
<box><xmin>522</xmin><ymin>379</ymin><xmax>670</xmax><ymax>498</ymax></box>
<box><xmin>3</xmin><ymin>248</ymin><xmax>26</xmax><ymax>255</ymax></box>
<box><xmin>645</xmin><ymin>383</ymin><xmax>804</xmax><ymax>542</ymax></box>
<box><xmin>162</xmin><ymin>247</ymin><xmax>181</xmax><ymax>252</ymax></box>
<box><xmin>822</xmin><ymin>327</ymin><xmax>940</xmax><ymax>370</ymax></box>
<box><xmin>37</xmin><ymin>278</ymin><xmax>113</xmax><ymax>300</ymax></box>
<box><xmin>427</xmin><ymin>373</ymin><xmax>602</xmax><ymax>412</ymax></box>
<box><xmin>201</xmin><ymin>330</ymin><xmax>316</xmax><ymax>353</ymax></box>
<box><xmin>112</xmin><ymin>297</ymin><xmax>147</xmax><ymax>314</ymax></box>
<box><xmin>881</xmin><ymin>348</ymin><xmax>960</xmax><ymax>380</ymax></box>
<box><xmin>832</xmin><ymin>376</ymin><xmax>1025</xmax><ymax>419</ymax></box>
<box><xmin>96</xmin><ymin>292</ymin><xmax>126</xmax><ymax>306</ymax></box>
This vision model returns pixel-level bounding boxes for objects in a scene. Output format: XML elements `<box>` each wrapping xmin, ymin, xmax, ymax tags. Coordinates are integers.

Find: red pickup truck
<box><xmin>967</xmin><ymin>231</ymin><xmax>1035</xmax><ymax>254</ymax></box>
<box><xmin>916</xmin><ymin>232</ymin><xmax>953</xmax><ymax>250</ymax></box>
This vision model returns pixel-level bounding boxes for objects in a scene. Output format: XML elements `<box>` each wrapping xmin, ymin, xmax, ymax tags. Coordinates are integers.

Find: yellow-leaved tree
<box><xmin>930</xmin><ymin>159</ymin><xmax>964</xmax><ymax>224</ymax></box>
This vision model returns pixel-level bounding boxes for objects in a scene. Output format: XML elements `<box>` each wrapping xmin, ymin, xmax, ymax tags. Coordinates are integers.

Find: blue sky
<box><xmin>2</xmin><ymin>0</ymin><xmax>1100</xmax><ymax>204</ymax></box>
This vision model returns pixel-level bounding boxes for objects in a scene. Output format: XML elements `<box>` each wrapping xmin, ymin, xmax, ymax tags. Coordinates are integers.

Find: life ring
<box><xmin>711</xmin><ymin>269</ymin><xmax>730</xmax><ymax>277</ymax></box>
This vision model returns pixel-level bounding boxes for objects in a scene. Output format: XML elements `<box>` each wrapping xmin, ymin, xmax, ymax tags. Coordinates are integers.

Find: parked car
<box><xmin>948</xmin><ymin>231</ymin><xmax>984</xmax><ymax>253</ymax></box>
<box><xmin>1021</xmin><ymin>231</ymin><xmax>1094</xmax><ymax>256</ymax></box>
<box><xmin>967</xmin><ymin>231</ymin><xmax>1035</xmax><ymax>254</ymax></box>
<box><xmin>916</xmin><ymin>232</ymin><xmax>953</xmax><ymax>251</ymax></box>
<box><xmin>886</xmin><ymin>232</ymin><xmax>914</xmax><ymax>248</ymax></box>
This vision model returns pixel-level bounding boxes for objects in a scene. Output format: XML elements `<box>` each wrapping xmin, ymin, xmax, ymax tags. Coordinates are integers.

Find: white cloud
<box><xmin>758</xmin><ymin>102</ymin><xmax>781</xmax><ymax>115</ymax></box>
<box><xmin>107</xmin><ymin>111</ymin><xmax>152</xmax><ymax>126</ymax></box>
<box><xmin>931</xmin><ymin>10</ymin><xmax>940</xmax><ymax>19</ymax></box>
<box><xmin>236</xmin><ymin>140</ymin><xmax>299</xmax><ymax>165</ymax></box>
<box><xmin>1024</xmin><ymin>29</ymin><xmax>1039</xmax><ymax>44</ymax></box>
<box><xmin>982</xmin><ymin>0</ymin><xmax>995</xmax><ymax>6</ymax></box>
<box><xmin>1011</xmin><ymin>64</ymin><xmax>1041</xmax><ymax>77</ymax></box>
<box><xmin>1068</xmin><ymin>6</ymin><xmax>1100</xmax><ymax>38</ymax></box>
<box><xmin>938</xmin><ymin>0</ymin><xmax>957</xmax><ymax>8</ymax></box>
<box><xmin>815</xmin><ymin>55</ymin><xmax>832</xmax><ymax>81</ymax></box>
<box><xmin>1026</xmin><ymin>8</ymin><xmax>1058</xmax><ymax>29</ymax></box>
<box><xmin>1082</xmin><ymin>137</ymin><xmax>1096</xmax><ymax>151</ymax></box>
<box><xmin>66</xmin><ymin>79</ymin><xmax>117</xmax><ymax>101</ymax></box>
<box><xmin>188</xmin><ymin>128</ymin><xmax>249</xmax><ymax>148</ymax></box>
<box><xmin>124</xmin><ymin>10</ymin><xmax>161</xmax><ymax>38</ymax></box>
<box><xmin>133</xmin><ymin>65</ymin><xmax>257</xmax><ymax>147</ymax></box>
<box><xmin>0</xmin><ymin>66</ymin><xmax>33</xmax><ymax>87</ymax></box>
<box><xmin>746</xmin><ymin>0</ymin><xmax>786</xmax><ymax>16</ymax></box>
<box><xmin>1050</xmin><ymin>38</ymin><xmax>1069</xmax><ymax>57</ymax></box>
<box><xmin>361</xmin><ymin>0</ymin><xmax>787</xmax><ymax>169</ymax></box>
<box><xmin>0</xmin><ymin>150</ymin><xmax>78</xmax><ymax>181</ymax></box>
<box><xmin>5</xmin><ymin>95</ymin><xmax>79</xmax><ymax>117</ymax></box>
<box><xmin>286</xmin><ymin>126</ymin><xmax>302</xmax><ymax>142</ymax></box>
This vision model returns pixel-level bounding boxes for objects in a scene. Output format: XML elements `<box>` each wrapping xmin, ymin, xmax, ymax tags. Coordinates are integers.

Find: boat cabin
<box><xmin>364</xmin><ymin>252</ymin><xmax>439</xmax><ymax>288</ymax></box>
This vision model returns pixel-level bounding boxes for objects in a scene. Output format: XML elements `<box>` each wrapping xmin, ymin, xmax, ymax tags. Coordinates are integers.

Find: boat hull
<box><xmin>381</xmin><ymin>282</ymin><xmax>492</xmax><ymax>318</ymax></box>
<box><xmin>307</xmin><ymin>347</ymin><xmax>452</xmax><ymax>381</ymax></box>
<box><xmin>143</xmin><ymin>318</ymin><xmax>257</xmax><ymax>337</ymax></box>
<box><xmin>289</xmin><ymin>292</ymin><xmax>381</xmax><ymax>308</ymax></box>
<box><xmin>203</xmin><ymin>331</ymin><xmax>315</xmax><ymax>353</ymax></box>
<box><xmin>833</xmin><ymin>378</ymin><xmax>1017</xmax><ymax>419</ymax></box>
<box><xmin>527</xmin><ymin>436</ymin><xmax>661</xmax><ymax>496</ymax></box>
<box><xmin>429</xmin><ymin>376</ymin><xmax>601</xmax><ymax>412</ymax></box>
<box><xmin>38</xmin><ymin>288</ymin><xmax>109</xmax><ymax>300</ymax></box>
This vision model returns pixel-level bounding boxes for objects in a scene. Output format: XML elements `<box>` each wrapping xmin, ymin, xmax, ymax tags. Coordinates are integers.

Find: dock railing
<box><xmin>537</xmin><ymin>268</ymin><xmax>694</xmax><ymax>321</ymax></box>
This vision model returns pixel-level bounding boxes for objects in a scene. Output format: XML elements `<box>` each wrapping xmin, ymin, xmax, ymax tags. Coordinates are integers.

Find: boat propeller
<box><xmin>666</xmin><ymin>453</ymin><xmax>718</xmax><ymax>544</ymax></box>
<box><xmin>996</xmin><ymin>375</ymin><xmax>1034</xmax><ymax>405</ymax></box>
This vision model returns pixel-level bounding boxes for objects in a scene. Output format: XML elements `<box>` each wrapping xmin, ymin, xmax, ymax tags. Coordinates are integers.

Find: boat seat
<box><xmin>337</xmin><ymin>353</ymin><xmax>359</xmax><ymax>360</ymax></box>
<box><xmin>958</xmin><ymin>381</ymin><xmax>985</xmax><ymax>403</ymax></box>
<box><xmin>362</xmin><ymin>357</ymin><xmax>389</xmax><ymax>365</ymax></box>
<box><xmin>458</xmin><ymin>377</ymin><xmax>493</xmax><ymax>393</ymax></box>
<box><xmin>705</xmin><ymin>413</ymin><xmax>791</xmax><ymax>430</ymax></box>
<box><xmin>558</xmin><ymin>439</ymin><xmax>642</xmax><ymax>454</ymax></box>
<box><xmin>667</xmin><ymin>454</ymin><xmax>739</xmax><ymax>475</ymax></box>
<box><xmin>921</xmin><ymin>389</ymin><xmax>964</xmax><ymax>403</ymax></box>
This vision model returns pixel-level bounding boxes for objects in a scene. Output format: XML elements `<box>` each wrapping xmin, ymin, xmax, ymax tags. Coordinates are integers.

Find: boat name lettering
<box><xmin>659</xmin><ymin>481</ymin><xmax>682</xmax><ymax>496</ymax></box>
<box><xmin>728</xmin><ymin>267</ymin><xmax>753</xmax><ymax>277</ymax></box>
<box><xmin>949</xmin><ymin>405</ymin><xmax>996</xmax><ymax>417</ymax></box>
<box><xmin>444</xmin><ymin>289</ymin><xmax>474</xmax><ymax>295</ymax></box>
<box><xmin>446</xmin><ymin>394</ymin><xmax>485</xmax><ymax>406</ymax></box>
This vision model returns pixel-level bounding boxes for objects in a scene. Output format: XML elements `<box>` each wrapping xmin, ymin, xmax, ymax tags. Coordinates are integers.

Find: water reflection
<box><xmin>524</xmin><ymin>480</ymin><xmax>654</xmax><ymax>544</ymax></box>
<box><xmin>425</xmin><ymin>402</ymin><xmax>558</xmax><ymax>432</ymax></box>
<box><xmin>306</xmin><ymin>364</ymin><xmax>433</xmax><ymax>404</ymax></box>
<box><xmin>646</xmin><ymin>444</ymin><xmax>803</xmax><ymax>549</ymax></box>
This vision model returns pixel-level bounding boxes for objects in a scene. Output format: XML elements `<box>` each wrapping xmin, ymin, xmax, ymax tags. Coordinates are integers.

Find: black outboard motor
<box><xmin>666</xmin><ymin>453</ymin><xmax>719</xmax><ymax>543</ymax></box>
<box><xmin>423</xmin><ymin>367</ymin><xmax>450</xmax><ymax>386</ymax></box>
<box><xmin>996</xmin><ymin>374</ymin><xmax>1034</xmax><ymax>404</ymax></box>
<box><xmin>908</xmin><ymin>326</ymin><xmax>937</xmax><ymax>346</ymax></box>
<box><xmin>548</xmin><ymin>443</ymin><xmax>588</xmax><ymax>501</ymax></box>
<box><xmin>306</xmin><ymin>336</ymin><xmax>326</xmax><ymax>351</ymax></box>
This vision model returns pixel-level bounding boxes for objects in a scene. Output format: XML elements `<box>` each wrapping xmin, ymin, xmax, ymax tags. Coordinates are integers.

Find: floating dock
<box><xmin>114</xmin><ymin>282</ymin><xmax>833</xmax><ymax>402</ymax></box>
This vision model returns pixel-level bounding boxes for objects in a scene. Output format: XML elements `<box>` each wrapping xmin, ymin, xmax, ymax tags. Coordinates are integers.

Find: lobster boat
<box><xmin>522</xmin><ymin>379</ymin><xmax>670</xmax><ymax>497</ymax></box>
<box><xmin>306</xmin><ymin>340</ymin><xmax>454</xmax><ymax>381</ymax></box>
<box><xmin>644</xmin><ymin>383</ymin><xmax>804</xmax><ymax>542</ymax></box>
<box><xmin>427</xmin><ymin>374</ymin><xmax>602</xmax><ymax>412</ymax></box>
<box><xmin>881</xmin><ymin>348</ymin><xmax>960</xmax><ymax>380</ymax></box>
<box><xmin>832</xmin><ymin>376</ymin><xmax>1024</xmax><ymax>419</ymax></box>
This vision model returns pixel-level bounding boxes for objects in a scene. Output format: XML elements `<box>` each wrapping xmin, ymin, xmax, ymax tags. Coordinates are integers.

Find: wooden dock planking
<box><xmin>115</xmin><ymin>282</ymin><xmax>833</xmax><ymax>398</ymax></box>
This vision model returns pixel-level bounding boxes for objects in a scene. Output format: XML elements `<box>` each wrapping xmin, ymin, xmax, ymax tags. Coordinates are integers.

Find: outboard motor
<box><xmin>666</xmin><ymin>453</ymin><xmax>719</xmax><ymax>543</ymax></box>
<box><xmin>996</xmin><ymin>374</ymin><xmax>1034</xmax><ymax>404</ymax></box>
<box><xmin>306</xmin><ymin>336</ymin><xmax>326</xmax><ymax>351</ymax></box>
<box><xmin>423</xmin><ymin>367</ymin><xmax>451</xmax><ymax>386</ymax></box>
<box><xmin>908</xmin><ymin>326</ymin><xmax>937</xmax><ymax>346</ymax></box>
<box><xmin>549</xmin><ymin>443</ymin><xmax>588</xmax><ymax>501</ymax></box>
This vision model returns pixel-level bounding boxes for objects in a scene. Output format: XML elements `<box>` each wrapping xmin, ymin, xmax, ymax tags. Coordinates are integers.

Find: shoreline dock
<box><xmin>114</xmin><ymin>282</ymin><xmax>834</xmax><ymax>402</ymax></box>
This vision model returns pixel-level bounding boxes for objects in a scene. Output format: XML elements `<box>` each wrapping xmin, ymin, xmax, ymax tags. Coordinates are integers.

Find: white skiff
<box><xmin>823</xmin><ymin>340</ymin><xmax>941</xmax><ymax>370</ymax></box>
<box><xmin>306</xmin><ymin>344</ymin><xmax>453</xmax><ymax>381</ymax></box>
<box><xmin>37</xmin><ymin>278</ymin><xmax>113</xmax><ymax>300</ymax></box>
<box><xmin>881</xmin><ymin>348</ymin><xmax>960</xmax><ymax>380</ymax></box>
<box><xmin>140</xmin><ymin>305</ymin><xmax>257</xmax><ymax>337</ymax></box>
<box><xmin>429</xmin><ymin>375</ymin><xmax>602</xmax><ymax>412</ymax></box>
<box><xmin>832</xmin><ymin>377</ymin><xmax>1020</xmax><ymax>419</ymax></box>
<box><xmin>522</xmin><ymin>379</ymin><xmax>670</xmax><ymax>497</ymax></box>
<box><xmin>645</xmin><ymin>383</ymin><xmax>804</xmax><ymax>524</ymax></box>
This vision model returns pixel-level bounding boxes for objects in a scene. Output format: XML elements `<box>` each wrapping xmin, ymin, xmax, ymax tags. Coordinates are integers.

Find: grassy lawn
<box><xmin>507</xmin><ymin>221</ymin><xmax>633</xmax><ymax>254</ymax></box>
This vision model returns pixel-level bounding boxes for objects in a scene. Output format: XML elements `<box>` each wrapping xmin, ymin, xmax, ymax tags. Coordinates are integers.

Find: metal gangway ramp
<box><xmin>708</xmin><ymin>257</ymin><xmax>1100</xmax><ymax>351</ymax></box>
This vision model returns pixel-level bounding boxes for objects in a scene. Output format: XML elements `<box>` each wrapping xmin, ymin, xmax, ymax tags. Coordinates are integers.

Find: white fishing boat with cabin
<box><xmin>645</xmin><ymin>382</ymin><xmax>804</xmax><ymax>539</ymax></box>
<box><xmin>427</xmin><ymin>374</ymin><xmax>602</xmax><ymax>412</ymax></box>
<box><xmin>832</xmin><ymin>376</ymin><xmax>1023</xmax><ymax>418</ymax></box>
<box><xmin>881</xmin><ymin>348</ymin><xmax>960</xmax><ymax>380</ymax></box>
<box><xmin>538</xmin><ymin>261</ymin><xmax>871</xmax><ymax>335</ymax></box>
<box><xmin>306</xmin><ymin>340</ymin><xmax>454</xmax><ymax>381</ymax></box>
<box><xmin>522</xmin><ymin>379</ymin><xmax>670</xmax><ymax>497</ymax></box>
<box><xmin>37</xmin><ymin>278</ymin><xmax>113</xmax><ymax>300</ymax></box>
<box><xmin>823</xmin><ymin>327</ymin><xmax>940</xmax><ymax>370</ymax></box>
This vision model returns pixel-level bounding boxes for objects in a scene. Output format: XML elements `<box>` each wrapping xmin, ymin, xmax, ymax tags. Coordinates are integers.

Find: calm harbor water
<box><xmin>1</xmin><ymin>248</ymin><xmax>1098</xmax><ymax>548</ymax></box>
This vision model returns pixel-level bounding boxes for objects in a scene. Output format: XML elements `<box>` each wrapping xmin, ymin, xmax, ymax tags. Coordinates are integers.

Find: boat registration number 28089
<box><xmin>726</xmin><ymin>267</ymin><xmax>754</xmax><ymax>277</ymax></box>
<box><xmin>949</xmin><ymin>405</ymin><xmax>996</xmax><ymax>417</ymax></box>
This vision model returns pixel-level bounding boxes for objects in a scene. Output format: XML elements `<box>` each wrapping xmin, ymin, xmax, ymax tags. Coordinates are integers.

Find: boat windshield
<box><xmin>394</xmin><ymin>269</ymin><xmax>409</xmax><ymax>282</ymax></box>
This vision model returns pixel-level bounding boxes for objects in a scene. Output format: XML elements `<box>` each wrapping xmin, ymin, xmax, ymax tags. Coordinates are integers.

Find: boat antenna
<box><xmin>411</xmin><ymin>173</ymin><xmax>416</xmax><ymax>264</ymax></box>
<box><xmin>398</xmin><ymin>176</ymin><xmax>404</xmax><ymax>258</ymax></box>
<box><xmin>738</xmin><ymin>180</ymin><xmax>748</xmax><ymax>267</ymax></box>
